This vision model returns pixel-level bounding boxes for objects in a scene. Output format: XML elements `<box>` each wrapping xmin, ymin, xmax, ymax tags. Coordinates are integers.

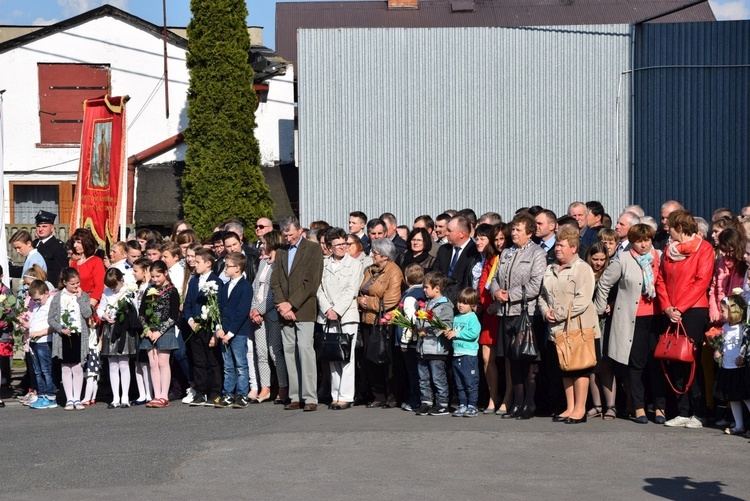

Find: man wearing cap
<box><xmin>32</xmin><ymin>210</ymin><xmax>68</xmax><ymax>286</ymax></box>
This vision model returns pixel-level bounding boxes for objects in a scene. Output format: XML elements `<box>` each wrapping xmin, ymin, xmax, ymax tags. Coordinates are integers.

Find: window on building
<box><xmin>11</xmin><ymin>182</ymin><xmax>76</xmax><ymax>224</ymax></box>
<box><xmin>38</xmin><ymin>63</ymin><xmax>110</xmax><ymax>147</ymax></box>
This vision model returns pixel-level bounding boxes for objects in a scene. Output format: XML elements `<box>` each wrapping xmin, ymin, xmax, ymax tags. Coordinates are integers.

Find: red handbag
<box><xmin>654</xmin><ymin>320</ymin><xmax>696</xmax><ymax>395</ymax></box>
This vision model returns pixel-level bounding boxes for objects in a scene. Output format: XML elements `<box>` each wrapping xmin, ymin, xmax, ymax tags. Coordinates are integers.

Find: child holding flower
<box><xmin>98</xmin><ymin>268</ymin><xmax>139</xmax><ymax>408</ymax></box>
<box><xmin>415</xmin><ymin>271</ymin><xmax>454</xmax><ymax>416</ymax></box>
<box><xmin>184</xmin><ymin>249</ymin><xmax>223</xmax><ymax>406</ymax></box>
<box><xmin>712</xmin><ymin>294</ymin><xmax>750</xmax><ymax>435</ymax></box>
<box><xmin>48</xmin><ymin>267</ymin><xmax>93</xmax><ymax>410</ymax></box>
<box><xmin>138</xmin><ymin>260</ymin><xmax>180</xmax><ymax>408</ymax></box>
<box><xmin>396</xmin><ymin>263</ymin><xmax>426</xmax><ymax>412</ymax></box>
<box><xmin>132</xmin><ymin>258</ymin><xmax>153</xmax><ymax>404</ymax></box>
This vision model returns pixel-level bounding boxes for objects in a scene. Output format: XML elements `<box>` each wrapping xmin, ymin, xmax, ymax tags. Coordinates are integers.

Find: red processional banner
<box><xmin>71</xmin><ymin>95</ymin><xmax>128</xmax><ymax>246</ymax></box>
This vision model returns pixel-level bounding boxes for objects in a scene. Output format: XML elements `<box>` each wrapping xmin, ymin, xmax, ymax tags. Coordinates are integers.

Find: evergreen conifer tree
<box><xmin>182</xmin><ymin>0</ymin><xmax>273</xmax><ymax>238</ymax></box>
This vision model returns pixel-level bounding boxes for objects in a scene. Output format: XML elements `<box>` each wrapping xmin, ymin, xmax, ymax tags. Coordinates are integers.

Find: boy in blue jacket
<box><xmin>215</xmin><ymin>252</ymin><xmax>253</xmax><ymax>409</ymax></box>
<box><xmin>184</xmin><ymin>248</ymin><xmax>223</xmax><ymax>406</ymax></box>
<box><xmin>445</xmin><ymin>288</ymin><xmax>481</xmax><ymax>417</ymax></box>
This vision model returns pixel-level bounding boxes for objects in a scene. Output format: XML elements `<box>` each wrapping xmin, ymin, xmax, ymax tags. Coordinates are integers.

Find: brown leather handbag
<box><xmin>554</xmin><ymin>306</ymin><xmax>597</xmax><ymax>372</ymax></box>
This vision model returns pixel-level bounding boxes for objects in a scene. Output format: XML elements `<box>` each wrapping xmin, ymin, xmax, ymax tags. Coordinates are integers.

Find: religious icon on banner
<box><xmin>90</xmin><ymin>121</ymin><xmax>112</xmax><ymax>188</ymax></box>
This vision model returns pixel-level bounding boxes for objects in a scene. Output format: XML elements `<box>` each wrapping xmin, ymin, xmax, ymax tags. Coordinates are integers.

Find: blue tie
<box><xmin>448</xmin><ymin>246</ymin><xmax>461</xmax><ymax>278</ymax></box>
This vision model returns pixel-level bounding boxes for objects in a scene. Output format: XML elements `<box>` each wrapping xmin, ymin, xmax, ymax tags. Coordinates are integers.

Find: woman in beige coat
<box><xmin>317</xmin><ymin>228</ymin><xmax>364</xmax><ymax>409</ymax></box>
<box><xmin>594</xmin><ymin>224</ymin><xmax>665</xmax><ymax>424</ymax></box>
<box><xmin>539</xmin><ymin>227</ymin><xmax>600</xmax><ymax>424</ymax></box>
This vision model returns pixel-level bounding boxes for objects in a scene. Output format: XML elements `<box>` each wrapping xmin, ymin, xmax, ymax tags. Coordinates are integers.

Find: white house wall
<box><xmin>298</xmin><ymin>26</ymin><xmax>632</xmax><ymax>227</ymax></box>
<box><xmin>0</xmin><ymin>15</ymin><xmax>189</xmax><ymax>220</ymax></box>
<box><xmin>255</xmin><ymin>64</ymin><xmax>295</xmax><ymax>166</ymax></box>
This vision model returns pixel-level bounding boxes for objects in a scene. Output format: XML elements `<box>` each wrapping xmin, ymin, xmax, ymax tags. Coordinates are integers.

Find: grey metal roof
<box><xmin>276</xmin><ymin>0</ymin><xmax>715</xmax><ymax>68</ymax></box>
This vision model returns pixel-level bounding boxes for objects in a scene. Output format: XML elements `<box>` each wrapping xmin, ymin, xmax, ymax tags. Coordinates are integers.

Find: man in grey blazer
<box><xmin>271</xmin><ymin>217</ymin><xmax>324</xmax><ymax>411</ymax></box>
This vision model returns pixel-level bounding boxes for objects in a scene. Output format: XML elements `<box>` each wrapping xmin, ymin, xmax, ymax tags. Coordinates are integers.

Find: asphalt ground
<box><xmin>0</xmin><ymin>395</ymin><xmax>747</xmax><ymax>501</ymax></box>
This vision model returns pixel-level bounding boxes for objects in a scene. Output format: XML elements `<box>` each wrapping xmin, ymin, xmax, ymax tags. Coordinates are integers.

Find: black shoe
<box><xmin>232</xmin><ymin>395</ymin><xmax>249</xmax><ymax>408</ymax></box>
<box><xmin>516</xmin><ymin>405</ymin><xmax>535</xmax><ymax>420</ymax></box>
<box><xmin>501</xmin><ymin>405</ymin><xmax>521</xmax><ymax>419</ymax></box>
<box><xmin>428</xmin><ymin>405</ymin><xmax>449</xmax><ymax>416</ymax></box>
<box><xmin>552</xmin><ymin>414</ymin><xmax>570</xmax><ymax>422</ymax></box>
<box><xmin>215</xmin><ymin>395</ymin><xmax>234</xmax><ymax>408</ymax></box>
<box><xmin>167</xmin><ymin>391</ymin><xmax>182</xmax><ymax>402</ymax></box>
<box><xmin>189</xmin><ymin>395</ymin><xmax>208</xmax><ymax>407</ymax></box>
<box><xmin>565</xmin><ymin>414</ymin><xmax>588</xmax><ymax>424</ymax></box>
<box><xmin>415</xmin><ymin>403</ymin><xmax>432</xmax><ymax>416</ymax></box>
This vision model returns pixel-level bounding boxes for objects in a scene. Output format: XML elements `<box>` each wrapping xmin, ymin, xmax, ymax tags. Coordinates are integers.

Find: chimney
<box><xmin>387</xmin><ymin>0</ymin><xmax>418</xmax><ymax>9</ymax></box>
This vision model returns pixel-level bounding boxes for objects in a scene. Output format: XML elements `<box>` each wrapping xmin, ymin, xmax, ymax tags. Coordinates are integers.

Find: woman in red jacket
<box><xmin>655</xmin><ymin>210</ymin><xmax>714</xmax><ymax>429</ymax></box>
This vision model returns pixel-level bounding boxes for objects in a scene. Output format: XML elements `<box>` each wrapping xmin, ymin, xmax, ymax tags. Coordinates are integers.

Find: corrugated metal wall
<box><xmin>298</xmin><ymin>26</ymin><xmax>631</xmax><ymax>227</ymax></box>
<box><xmin>633</xmin><ymin>21</ymin><xmax>750</xmax><ymax>220</ymax></box>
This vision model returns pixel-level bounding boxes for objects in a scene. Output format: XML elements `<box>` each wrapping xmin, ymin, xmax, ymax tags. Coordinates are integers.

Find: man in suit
<box><xmin>348</xmin><ymin>211</ymin><xmax>368</xmax><ymax>253</ymax></box>
<box><xmin>221</xmin><ymin>231</ymin><xmax>258</xmax><ymax>285</ymax></box>
<box><xmin>431</xmin><ymin>215</ymin><xmax>480</xmax><ymax>305</ymax></box>
<box><xmin>654</xmin><ymin>200</ymin><xmax>683</xmax><ymax>250</ymax></box>
<box><xmin>215</xmin><ymin>252</ymin><xmax>254</xmax><ymax>408</ymax></box>
<box><xmin>32</xmin><ymin>210</ymin><xmax>68</xmax><ymax>286</ymax></box>
<box><xmin>380</xmin><ymin>212</ymin><xmax>407</xmax><ymax>251</ymax></box>
<box><xmin>253</xmin><ymin>217</ymin><xmax>274</xmax><ymax>252</ymax></box>
<box><xmin>364</xmin><ymin>218</ymin><xmax>386</xmax><ymax>255</ymax></box>
<box><xmin>580</xmin><ymin>201</ymin><xmax>606</xmax><ymax>249</ymax></box>
<box><xmin>535</xmin><ymin>209</ymin><xmax>558</xmax><ymax>265</ymax></box>
<box><xmin>271</xmin><ymin>216</ymin><xmax>324</xmax><ymax>411</ymax></box>
<box><xmin>614</xmin><ymin>211</ymin><xmax>640</xmax><ymax>257</ymax></box>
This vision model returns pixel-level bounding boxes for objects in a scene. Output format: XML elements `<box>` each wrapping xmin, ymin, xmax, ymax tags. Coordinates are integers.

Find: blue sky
<box><xmin>0</xmin><ymin>0</ymin><xmax>748</xmax><ymax>49</ymax></box>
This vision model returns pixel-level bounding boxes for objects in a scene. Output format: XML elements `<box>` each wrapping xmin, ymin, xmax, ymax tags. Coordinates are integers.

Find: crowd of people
<box><xmin>4</xmin><ymin>202</ymin><xmax>750</xmax><ymax>433</ymax></box>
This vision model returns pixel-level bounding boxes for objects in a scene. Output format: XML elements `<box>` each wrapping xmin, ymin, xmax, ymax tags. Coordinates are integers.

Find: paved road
<box><xmin>0</xmin><ymin>398</ymin><xmax>746</xmax><ymax>500</ymax></box>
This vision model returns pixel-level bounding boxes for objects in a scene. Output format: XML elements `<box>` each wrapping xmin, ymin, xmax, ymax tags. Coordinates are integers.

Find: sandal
<box><xmin>587</xmin><ymin>405</ymin><xmax>603</xmax><ymax>419</ymax></box>
<box><xmin>603</xmin><ymin>406</ymin><xmax>617</xmax><ymax>421</ymax></box>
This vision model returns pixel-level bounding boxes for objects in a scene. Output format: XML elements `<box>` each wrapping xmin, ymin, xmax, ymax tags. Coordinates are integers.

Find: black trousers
<box><xmin>616</xmin><ymin>315</ymin><xmax>665</xmax><ymax>411</ymax></box>
<box><xmin>662</xmin><ymin>308</ymin><xmax>707</xmax><ymax>418</ymax></box>
<box><xmin>190</xmin><ymin>329</ymin><xmax>223</xmax><ymax>398</ymax></box>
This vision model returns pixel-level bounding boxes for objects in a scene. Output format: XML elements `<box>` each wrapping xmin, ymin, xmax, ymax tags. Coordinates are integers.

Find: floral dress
<box><xmin>138</xmin><ymin>283</ymin><xmax>180</xmax><ymax>351</ymax></box>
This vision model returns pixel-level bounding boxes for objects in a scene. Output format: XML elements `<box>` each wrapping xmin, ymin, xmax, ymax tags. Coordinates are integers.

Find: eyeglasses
<box><xmin>411</xmin><ymin>239</ymin><xmax>424</xmax><ymax>243</ymax></box>
<box><xmin>332</xmin><ymin>243</ymin><xmax>350</xmax><ymax>248</ymax></box>
<box><xmin>255</xmin><ymin>225</ymin><xmax>267</xmax><ymax>229</ymax></box>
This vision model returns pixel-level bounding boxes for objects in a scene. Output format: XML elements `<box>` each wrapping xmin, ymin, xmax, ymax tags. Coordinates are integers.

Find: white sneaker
<box><xmin>181</xmin><ymin>387</ymin><xmax>197</xmax><ymax>404</ymax></box>
<box><xmin>21</xmin><ymin>393</ymin><xmax>38</xmax><ymax>406</ymax></box>
<box><xmin>685</xmin><ymin>416</ymin><xmax>704</xmax><ymax>429</ymax></box>
<box><xmin>664</xmin><ymin>415</ymin><xmax>691</xmax><ymax>427</ymax></box>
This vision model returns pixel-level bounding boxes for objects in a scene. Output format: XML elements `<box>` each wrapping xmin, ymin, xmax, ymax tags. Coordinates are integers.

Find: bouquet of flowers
<box><xmin>383</xmin><ymin>301</ymin><xmax>417</xmax><ymax>330</ymax></box>
<box><xmin>141</xmin><ymin>287</ymin><xmax>161</xmax><ymax>340</ymax></box>
<box><xmin>196</xmin><ymin>280</ymin><xmax>221</xmax><ymax>332</ymax></box>
<box><xmin>427</xmin><ymin>310</ymin><xmax>450</xmax><ymax>332</ymax></box>
<box><xmin>0</xmin><ymin>292</ymin><xmax>26</xmax><ymax>347</ymax></box>
<box><xmin>114</xmin><ymin>284</ymin><xmax>138</xmax><ymax>323</ymax></box>
<box><xmin>705</xmin><ymin>325</ymin><xmax>724</xmax><ymax>364</ymax></box>
<box><xmin>60</xmin><ymin>303</ymin><xmax>80</xmax><ymax>348</ymax></box>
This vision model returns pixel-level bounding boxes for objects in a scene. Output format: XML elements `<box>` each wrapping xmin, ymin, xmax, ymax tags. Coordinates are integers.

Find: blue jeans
<box><xmin>222</xmin><ymin>335</ymin><xmax>249</xmax><ymax>397</ymax></box>
<box><xmin>30</xmin><ymin>341</ymin><xmax>56</xmax><ymax>399</ymax></box>
<box><xmin>453</xmin><ymin>355</ymin><xmax>479</xmax><ymax>407</ymax></box>
<box><xmin>417</xmin><ymin>357</ymin><xmax>448</xmax><ymax>405</ymax></box>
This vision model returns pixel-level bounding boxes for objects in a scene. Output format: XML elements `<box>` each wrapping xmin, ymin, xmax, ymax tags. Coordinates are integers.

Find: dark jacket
<box><xmin>218</xmin><ymin>278</ymin><xmax>253</xmax><ymax>337</ymax></box>
<box><xmin>183</xmin><ymin>272</ymin><xmax>222</xmax><ymax>330</ymax></box>
<box><xmin>431</xmin><ymin>239</ymin><xmax>481</xmax><ymax>304</ymax></box>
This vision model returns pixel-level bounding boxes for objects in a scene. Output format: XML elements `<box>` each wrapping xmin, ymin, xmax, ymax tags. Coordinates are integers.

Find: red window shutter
<box><xmin>38</xmin><ymin>63</ymin><xmax>110</xmax><ymax>145</ymax></box>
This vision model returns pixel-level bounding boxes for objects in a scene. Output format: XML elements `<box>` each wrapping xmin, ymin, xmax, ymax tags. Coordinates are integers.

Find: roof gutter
<box><xmin>126</xmin><ymin>132</ymin><xmax>185</xmax><ymax>224</ymax></box>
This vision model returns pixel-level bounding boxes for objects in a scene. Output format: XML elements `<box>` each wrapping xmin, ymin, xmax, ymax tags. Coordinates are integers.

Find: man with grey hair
<box><xmin>695</xmin><ymin>217</ymin><xmax>710</xmax><ymax>239</ymax></box>
<box><xmin>623</xmin><ymin>205</ymin><xmax>645</xmax><ymax>218</ymax></box>
<box><xmin>655</xmin><ymin>200</ymin><xmax>683</xmax><ymax>250</ymax></box>
<box><xmin>615</xmin><ymin>211</ymin><xmax>640</xmax><ymax>255</ymax></box>
<box><xmin>271</xmin><ymin>216</ymin><xmax>324</xmax><ymax>412</ymax></box>
<box><xmin>477</xmin><ymin>212</ymin><xmax>502</xmax><ymax>226</ymax></box>
<box><xmin>640</xmin><ymin>216</ymin><xmax>658</xmax><ymax>231</ymax></box>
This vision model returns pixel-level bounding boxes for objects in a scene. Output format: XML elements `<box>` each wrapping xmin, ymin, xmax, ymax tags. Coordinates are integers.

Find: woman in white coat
<box><xmin>594</xmin><ymin>224</ymin><xmax>665</xmax><ymax>424</ymax></box>
<box><xmin>317</xmin><ymin>227</ymin><xmax>365</xmax><ymax>409</ymax></box>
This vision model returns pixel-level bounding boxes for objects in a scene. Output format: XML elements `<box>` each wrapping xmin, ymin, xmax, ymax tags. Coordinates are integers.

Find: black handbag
<box><xmin>318</xmin><ymin>320</ymin><xmax>351</xmax><ymax>363</ymax></box>
<box><xmin>509</xmin><ymin>286</ymin><xmax>539</xmax><ymax>361</ymax></box>
<box><xmin>364</xmin><ymin>299</ymin><xmax>392</xmax><ymax>365</ymax></box>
